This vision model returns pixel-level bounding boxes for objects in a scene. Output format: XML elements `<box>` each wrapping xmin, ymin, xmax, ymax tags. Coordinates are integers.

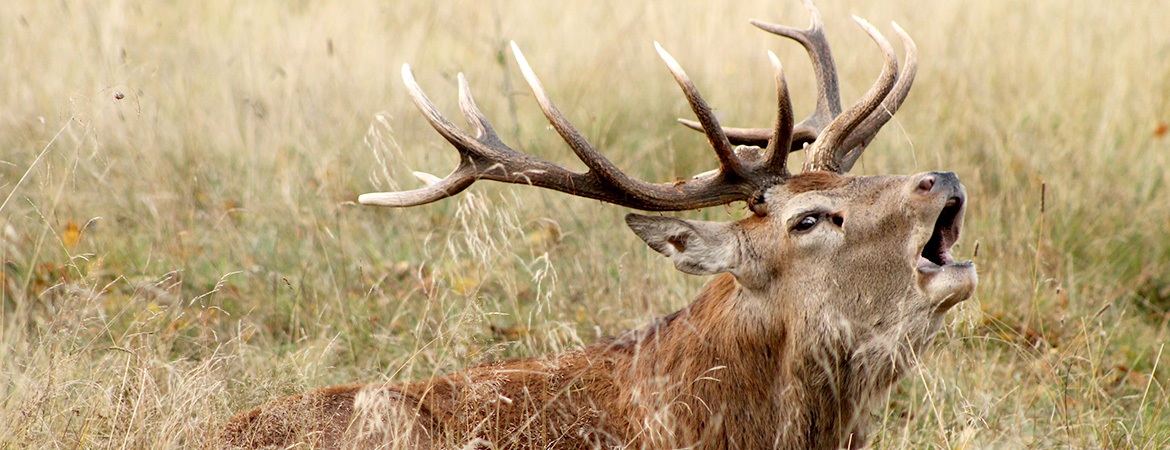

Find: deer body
<box><xmin>219</xmin><ymin>2</ymin><xmax>977</xmax><ymax>448</ymax></box>
<box><xmin>220</xmin><ymin>172</ymin><xmax>974</xmax><ymax>450</ymax></box>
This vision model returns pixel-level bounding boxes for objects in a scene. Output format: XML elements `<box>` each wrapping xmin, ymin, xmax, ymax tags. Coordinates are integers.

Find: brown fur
<box><xmin>220</xmin><ymin>275</ymin><xmax>806</xmax><ymax>450</ymax></box>
<box><xmin>783</xmin><ymin>171</ymin><xmax>850</xmax><ymax>194</ymax></box>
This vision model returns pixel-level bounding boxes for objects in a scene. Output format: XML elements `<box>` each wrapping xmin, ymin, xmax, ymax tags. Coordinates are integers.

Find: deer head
<box><xmin>220</xmin><ymin>2</ymin><xmax>977</xmax><ymax>449</ymax></box>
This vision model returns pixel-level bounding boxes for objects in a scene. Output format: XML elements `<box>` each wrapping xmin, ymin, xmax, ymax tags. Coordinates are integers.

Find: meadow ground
<box><xmin>2</xmin><ymin>0</ymin><xmax>1169</xmax><ymax>448</ymax></box>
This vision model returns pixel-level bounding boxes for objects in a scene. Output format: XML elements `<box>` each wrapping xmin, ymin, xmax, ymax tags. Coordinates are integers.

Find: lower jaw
<box><xmin>915</xmin><ymin>261</ymin><xmax>978</xmax><ymax>308</ymax></box>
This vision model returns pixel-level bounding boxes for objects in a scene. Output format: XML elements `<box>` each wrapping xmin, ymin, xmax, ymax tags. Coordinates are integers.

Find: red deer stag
<box><xmin>217</xmin><ymin>1</ymin><xmax>976</xmax><ymax>449</ymax></box>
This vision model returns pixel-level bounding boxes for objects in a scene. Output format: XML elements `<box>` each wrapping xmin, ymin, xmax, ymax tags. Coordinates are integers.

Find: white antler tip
<box><xmin>509</xmin><ymin>41</ymin><xmax>525</xmax><ymax>61</ymax></box>
<box><xmin>413</xmin><ymin>171</ymin><xmax>442</xmax><ymax>186</ymax></box>
<box><xmin>653</xmin><ymin>42</ymin><xmax>684</xmax><ymax>73</ymax></box>
<box><xmin>401</xmin><ymin>64</ymin><xmax>416</xmax><ymax>84</ymax></box>
<box><xmin>850</xmin><ymin>15</ymin><xmax>893</xmax><ymax>51</ymax></box>
<box><xmin>766</xmin><ymin>50</ymin><xmax>782</xmax><ymax>69</ymax></box>
<box><xmin>511</xmin><ymin>41</ymin><xmax>540</xmax><ymax>83</ymax></box>
<box><xmin>891</xmin><ymin>21</ymin><xmax>908</xmax><ymax>36</ymax></box>
<box><xmin>652</xmin><ymin>41</ymin><xmax>671</xmax><ymax>60</ymax></box>
<box><xmin>357</xmin><ymin>193</ymin><xmax>389</xmax><ymax>206</ymax></box>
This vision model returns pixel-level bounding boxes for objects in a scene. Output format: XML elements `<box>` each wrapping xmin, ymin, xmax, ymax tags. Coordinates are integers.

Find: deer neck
<box><xmin>616</xmin><ymin>273</ymin><xmax>902</xmax><ymax>449</ymax></box>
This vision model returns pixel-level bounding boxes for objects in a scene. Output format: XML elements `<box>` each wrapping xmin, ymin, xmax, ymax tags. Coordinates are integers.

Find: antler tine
<box><xmin>510</xmin><ymin>42</ymin><xmax>640</xmax><ymax>190</ymax></box>
<box><xmin>653</xmin><ymin>42</ymin><xmax>743</xmax><ymax>178</ymax></box>
<box><xmin>400</xmin><ymin>65</ymin><xmax>491</xmax><ymax>158</ymax></box>
<box><xmin>676</xmin><ymin>0</ymin><xmax>840</xmax><ymax>152</ymax></box>
<box><xmin>802</xmin><ymin>17</ymin><xmax>898</xmax><ymax>173</ymax></box>
<box><xmin>673</xmin><ymin>122</ymin><xmax>773</xmax><ymax>148</ymax></box>
<box><xmin>837</xmin><ymin>22</ymin><xmax>918</xmax><ymax>172</ymax></box>
<box><xmin>750</xmin><ymin>0</ymin><xmax>841</xmax><ymax>134</ymax></box>
<box><xmin>763</xmin><ymin>51</ymin><xmax>794</xmax><ymax>176</ymax></box>
<box><xmin>358</xmin><ymin>65</ymin><xmax>484</xmax><ymax>207</ymax></box>
<box><xmin>456</xmin><ymin>73</ymin><xmax>494</xmax><ymax>142</ymax></box>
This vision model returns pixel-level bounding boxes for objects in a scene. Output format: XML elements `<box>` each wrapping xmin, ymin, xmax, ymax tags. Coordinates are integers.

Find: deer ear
<box><xmin>625</xmin><ymin>214</ymin><xmax>740</xmax><ymax>276</ymax></box>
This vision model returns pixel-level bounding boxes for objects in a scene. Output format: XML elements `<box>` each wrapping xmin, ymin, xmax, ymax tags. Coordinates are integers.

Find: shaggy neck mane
<box><xmin>607</xmin><ymin>272</ymin><xmax>886</xmax><ymax>450</ymax></box>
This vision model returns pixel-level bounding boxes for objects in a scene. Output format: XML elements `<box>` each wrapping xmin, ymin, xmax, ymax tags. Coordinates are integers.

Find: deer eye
<box><xmin>792</xmin><ymin>214</ymin><xmax>820</xmax><ymax>233</ymax></box>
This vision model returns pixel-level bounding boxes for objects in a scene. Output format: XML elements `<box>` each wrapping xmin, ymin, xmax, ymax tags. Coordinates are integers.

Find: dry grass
<box><xmin>2</xmin><ymin>0</ymin><xmax>1168</xmax><ymax>448</ymax></box>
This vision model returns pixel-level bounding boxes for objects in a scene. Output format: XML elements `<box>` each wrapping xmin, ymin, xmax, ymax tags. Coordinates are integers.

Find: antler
<box><xmin>679</xmin><ymin>0</ymin><xmax>918</xmax><ymax>173</ymax></box>
<box><xmin>359</xmin><ymin>42</ymin><xmax>797</xmax><ymax>212</ymax></box>
<box><xmin>360</xmin><ymin>1</ymin><xmax>917</xmax><ymax>212</ymax></box>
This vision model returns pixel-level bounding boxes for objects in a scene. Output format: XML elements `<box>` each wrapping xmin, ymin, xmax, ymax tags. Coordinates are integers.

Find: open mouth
<box><xmin>918</xmin><ymin>196</ymin><xmax>963</xmax><ymax>269</ymax></box>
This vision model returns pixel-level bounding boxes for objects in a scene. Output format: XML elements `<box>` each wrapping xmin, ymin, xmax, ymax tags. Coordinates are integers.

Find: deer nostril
<box><xmin>916</xmin><ymin>175</ymin><xmax>936</xmax><ymax>194</ymax></box>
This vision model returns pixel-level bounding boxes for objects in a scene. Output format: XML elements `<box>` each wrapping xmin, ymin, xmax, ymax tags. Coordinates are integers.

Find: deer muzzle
<box><xmin>913</xmin><ymin>172</ymin><xmax>977</xmax><ymax>309</ymax></box>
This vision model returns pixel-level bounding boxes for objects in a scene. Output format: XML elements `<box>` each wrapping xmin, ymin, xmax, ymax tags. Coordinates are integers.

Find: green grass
<box><xmin>2</xmin><ymin>0</ymin><xmax>1169</xmax><ymax>448</ymax></box>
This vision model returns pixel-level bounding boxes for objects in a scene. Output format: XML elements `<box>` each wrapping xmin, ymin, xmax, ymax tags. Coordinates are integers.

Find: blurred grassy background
<box><xmin>2</xmin><ymin>0</ymin><xmax>1168</xmax><ymax>448</ymax></box>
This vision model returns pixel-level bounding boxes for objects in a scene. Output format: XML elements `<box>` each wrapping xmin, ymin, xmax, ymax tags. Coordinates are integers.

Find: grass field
<box><xmin>2</xmin><ymin>0</ymin><xmax>1169</xmax><ymax>448</ymax></box>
